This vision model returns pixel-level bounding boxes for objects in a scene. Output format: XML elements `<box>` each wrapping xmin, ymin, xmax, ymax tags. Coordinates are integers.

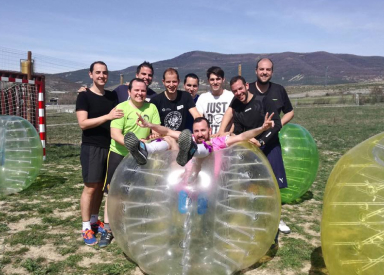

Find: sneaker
<box><xmin>91</xmin><ymin>220</ymin><xmax>105</xmax><ymax>235</ymax></box>
<box><xmin>176</xmin><ymin>129</ymin><xmax>197</xmax><ymax>166</ymax></box>
<box><xmin>124</xmin><ymin>132</ymin><xmax>148</xmax><ymax>165</ymax></box>
<box><xmin>99</xmin><ymin>230</ymin><xmax>113</xmax><ymax>248</ymax></box>
<box><xmin>279</xmin><ymin>219</ymin><xmax>291</xmax><ymax>234</ymax></box>
<box><xmin>82</xmin><ymin>229</ymin><xmax>97</xmax><ymax>246</ymax></box>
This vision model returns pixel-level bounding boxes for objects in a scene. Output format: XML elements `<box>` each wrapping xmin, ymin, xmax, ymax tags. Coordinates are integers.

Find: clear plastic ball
<box><xmin>108</xmin><ymin>142</ymin><xmax>280</xmax><ymax>275</ymax></box>
<box><xmin>321</xmin><ymin>132</ymin><xmax>384</xmax><ymax>275</ymax></box>
<box><xmin>0</xmin><ymin>115</ymin><xmax>43</xmax><ymax>195</ymax></box>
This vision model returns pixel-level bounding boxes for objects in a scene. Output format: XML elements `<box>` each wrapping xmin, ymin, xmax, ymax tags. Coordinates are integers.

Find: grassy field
<box><xmin>1</xmin><ymin>105</ymin><xmax>384</xmax><ymax>275</ymax></box>
<box><xmin>284</xmin><ymin>81</ymin><xmax>383</xmax><ymax>95</ymax></box>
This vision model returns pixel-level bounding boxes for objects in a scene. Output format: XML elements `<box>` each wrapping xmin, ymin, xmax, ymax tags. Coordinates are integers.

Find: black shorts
<box><xmin>103</xmin><ymin>150</ymin><xmax>124</xmax><ymax>194</ymax></box>
<box><xmin>262</xmin><ymin>143</ymin><xmax>288</xmax><ymax>189</ymax></box>
<box><xmin>80</xmin><ymin>144</ymin><xmax>109</xmax><ymax>183</ymax></box>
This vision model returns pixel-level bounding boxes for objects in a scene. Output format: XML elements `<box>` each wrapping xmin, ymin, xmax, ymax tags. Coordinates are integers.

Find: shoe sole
<box><xmin>99</xmin><ymin>242</ymin><xmax>111</xmax><ymax>248</ymax></box>
<box><xmin>176</xmin><ymin>130</ymin><xmax>193</xmax><ymax>166</ymax></box>
<box><xmin>84</xmin><ymin>241</ymin><xmax>98</xmax><ymax>246</ymax></box>
<box><xmin>83</xmin><ymin>236</ymin><xmax>97</xmax><ymax>246</ymax></box>
<box><xmin>124</xmin><ymin>132</ymin><xmax>147</xmax><ymax>165</ymax></box>
<box><xmin>279</xmin><ymin>229</ymin><xmax>291</xmax><ymax>234</ymax></box>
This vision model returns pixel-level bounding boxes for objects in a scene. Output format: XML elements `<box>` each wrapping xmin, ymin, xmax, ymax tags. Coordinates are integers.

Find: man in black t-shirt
<box><xmin>184</xmin><ymin>73</ymin><xmax>200</xmax><ymax>131</ymax></box>
<box><xmin>76</xmin><ymin>61</ymin><xmax>123</xmax><ymax>246</ymax></box>
<box><xmin>218</xmin><ymin>59</ymin><xmax>294</xmax><ymax>133</ymax></box>
<box><xmin>78</xmin><ymin>61</ymin><xmax>157</xmax><ymax>103</ymax></box>
<box><xmin>150</xmin><ymin>68</ymin><xmax>201</xmax><ymax>131</ymax></box>
<box><xmin>113</xmin><ymin>61</ymin><xmax>157</xmax><ymax>103</ymax></box>
<box><xmin>230</xmin><ymin>76</ymin><xmax>282</xmax><ymax>150</ymax></box>
<box><xmin>251</xmin><ymin>58</ymin><xmax>294</xmax><ymax>235</ymax></box>
<box><xmin>249</xmin><ymin>58</ymin><xmax>294</xmax><ymax>126</ymax></box>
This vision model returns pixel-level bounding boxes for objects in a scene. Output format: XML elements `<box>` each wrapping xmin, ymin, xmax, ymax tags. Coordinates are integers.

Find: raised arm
<box><xmin>136</xmin><ymin>112</ymin><xmax>181</xmax><ymax>140</ymax></box>
<box><xmin>217</xmin><ymin>107</ymin><xmax>234</xmax><ymax>135</ymax></box>
<box><xmin>257</xmin><ymin>97</ymin><xmax>281</xmax><ymax>145</ymax></box>
<box><xmin>226</xmin><ymin>112</ymin><xmax>274</xmax><ymax>147</ymax></box>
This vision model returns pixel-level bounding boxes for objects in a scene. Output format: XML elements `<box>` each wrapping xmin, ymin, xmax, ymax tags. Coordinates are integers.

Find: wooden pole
<box><xmin>120</xmin><ymin>74</ymin><xmax>124</xmax><ymax>85</ymax></box>
<box><xmin>26</xmin><ymin>51</ymin><xmax>32</xmax><ymax>121</ymax></box>
<box><xmin>238</xmin><ymin>64</ymin><xmax>242</xmax><ymax>76</ymax></box>
<box><xmin>27</xmin><ymin>51</ymin><xmax>32</xmax><ymax>80</ymax></box>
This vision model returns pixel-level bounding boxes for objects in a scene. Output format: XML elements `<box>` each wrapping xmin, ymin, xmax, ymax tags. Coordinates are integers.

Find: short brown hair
<box><xmin>163</xmin><ymin>68</ymin><xmax>180</xmax><ymax>81</ymax></box>
<box><xmin>193</xmin><ymin>117</ymin><xmax>210</xmax><ymax>128</ymax></box>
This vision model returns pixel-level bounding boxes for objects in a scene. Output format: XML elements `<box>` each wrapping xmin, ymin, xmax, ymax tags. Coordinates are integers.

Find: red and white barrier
<box><xmin>1</xmin><ymin>74</ymin><xmax>46</xmax><ymax>160</ymax></box>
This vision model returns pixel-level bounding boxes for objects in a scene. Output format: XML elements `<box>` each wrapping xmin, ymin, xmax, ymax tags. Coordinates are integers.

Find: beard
<box><xmin>195</xmin><ymin>135</ymin><xmax>210</xmax><ymax>144</ymax></box>
<box><xmin>257</xmin><ymin>77</ymin><xmax>271</xmax><ymax>85</ymax></box>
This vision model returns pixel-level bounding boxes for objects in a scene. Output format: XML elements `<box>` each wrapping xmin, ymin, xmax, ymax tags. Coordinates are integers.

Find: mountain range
<box><xmin>49</xmin><ymin>51</ymin><xmax>384</xmax><ymax>91</ymax></box>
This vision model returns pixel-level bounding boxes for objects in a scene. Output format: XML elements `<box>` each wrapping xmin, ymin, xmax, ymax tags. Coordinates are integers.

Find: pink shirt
<box><xmin>210</xmin><ymin>136</ymin><xmax>229</xmax><ymax>151</ymax></box>
<box><xmin>207</xmin><ymin>135</ymin><xmax>229</xmax><ymax>177</ymax></box>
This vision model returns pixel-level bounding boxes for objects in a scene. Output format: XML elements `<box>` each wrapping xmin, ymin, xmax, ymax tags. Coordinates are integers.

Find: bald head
<box><xmin>256</xmin><ymin>58</ymin><xmax>274</xmax><ymax>84</ymax></box>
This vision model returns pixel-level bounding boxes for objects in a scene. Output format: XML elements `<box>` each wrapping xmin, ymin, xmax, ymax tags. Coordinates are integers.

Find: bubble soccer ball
<box><xmin>108</xmin><ymin>142</ymin><xmax>280</xmax><ymax>275</ymax></box>
<box><xmin>0</xmin><ymin>115</ymin><xmax>43</xmax><ymax>195</ymax></box>
<box><xmin>279</xmin><ymin>123</ymin><xmax>319</xmax><ymax>203</ymax></box>
<box><xmin>321</xmin><ymin>132</ymin><xmax>384</xmax><ymax>275</ymax></box>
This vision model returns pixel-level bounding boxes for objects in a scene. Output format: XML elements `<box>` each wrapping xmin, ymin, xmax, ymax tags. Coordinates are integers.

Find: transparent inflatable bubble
<box><xmin>279</xmin><ymin>123</ymin><xmax>319</xmax><ymax>203</ymax></box>
<box><xmin>321</xmin><ymin>132</ymin><xmax>384</xmax><ymax>275</ymax></box>
<box><xmin>108</xmin><ymin>142</ymin><xmax>280</xmax><ymax>275</ymax></box>
<box><xmin>0</xmin><ymin>115</ymin><xmax>43</xmax><ymax>195</ymax></box>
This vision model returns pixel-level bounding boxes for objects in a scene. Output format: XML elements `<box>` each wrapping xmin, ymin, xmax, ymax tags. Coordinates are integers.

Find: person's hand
<box><xmin>148</xmin><ymin>132</ymin><xmax>160</xmax><ymax>139</ymax></box>
<box><xmin>215</xmin><ymin>131</ymin><xmax>224</xmax><ymax>137</ymax></box>
<box><xmin>77</xmin><ymin>86</ymin><xmax>87</xmax><ymax>93</ymax></box>
<box><xmin>136</xmin><ymin>112</ymin><xmax>151</xmax><ymax>128</ymax></box>
<box><xmin>262</xmin><ymin>112</ymin><xmax>275</xmax><ymax>130</ymax></box>
<box><xmin>108</xmin><ymin>107</ymin><xmax>124</xmax><ymax>120</ymax></box>
<box><xmin>249</xmin><ymin>138</ymin><xmax>261</xmax><ymax>147</ymax></box>
<box><xmin>212</xmin><ymin>131</ymin><xmax>230</xmax><ymax>138</ymax></box>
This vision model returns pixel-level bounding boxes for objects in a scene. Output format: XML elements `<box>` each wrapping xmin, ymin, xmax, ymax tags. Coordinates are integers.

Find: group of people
<box><xmin>75</xmin><ymin>58</ymin><xmax>294</xmax><ymax>248</ymax></box>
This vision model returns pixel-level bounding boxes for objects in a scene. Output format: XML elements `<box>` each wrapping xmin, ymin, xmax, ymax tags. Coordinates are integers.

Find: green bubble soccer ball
<box><xmin>0</xmin><ymin>115</ymin><xmax>43</xmax><ymax>195</ymax></box>
<box><xmin>279</xmin><ymin>123</ymin><xmax>319</xmax><ymax>203</ymax></box>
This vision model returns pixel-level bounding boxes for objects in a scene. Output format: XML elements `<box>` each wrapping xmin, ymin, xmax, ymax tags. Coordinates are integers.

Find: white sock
<box><xmin>146</xmin><ymin>140</ymin><xmax>170</xmax><ymax>155</ymax></box>
<box><xmin>194</xmin><ymin>143</ymin><xmax>211</xmax><ymax>158</ymax></box>
<box><xmin>90</xmin><ymin>214</ymin><xmax>98</xmax><ymax>224</ymax></box>
<box><xmin>82</xmin><ymin>221</ymin><xmax>91</xmax><ymax>231</ymax></box>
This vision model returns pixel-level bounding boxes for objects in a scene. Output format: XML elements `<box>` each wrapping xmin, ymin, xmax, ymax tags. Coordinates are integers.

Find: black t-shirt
<box><xmin>75</xmin><ymin>89</ymin><xmax>118</xmax><ymax>148</ymax></box>
<box><xmin>150</xmin><ymin>90</ymin><xmax>196</xmax><ymax>131</ymax></box>
<box><xmin>113</xmin><ymin>85</ymin><xmax>157</xmax><ymax>103</ymax></box>
<box><xmin>248</xmin><ymin>82</ymin><xmax>293</xmax><ymax>115</ymax></box>
<box><xmin>231</xmin><ymin>95</ymin><xmax>281</xmax><ymax>146</ymax></box>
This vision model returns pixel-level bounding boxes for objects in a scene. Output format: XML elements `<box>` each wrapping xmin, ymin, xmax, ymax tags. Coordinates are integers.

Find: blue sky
<box><xmin>1</xmin><ymin>0</ymin><xmax>383</xmax><ymax>72</ymax></box>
